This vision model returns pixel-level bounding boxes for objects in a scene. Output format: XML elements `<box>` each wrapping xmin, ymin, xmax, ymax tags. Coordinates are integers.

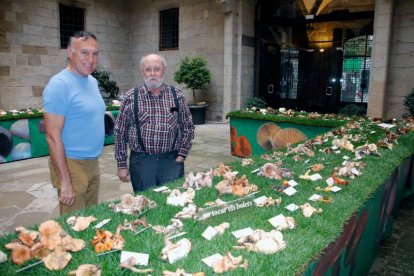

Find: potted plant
<box><xmin>173</xmin><ymin>56</ymin><xmax>211</xmax><ymax>124</ymax></box>
<box><xmin>92</xmin><ymin>69</ymin><xmax>120</xmax><ymax>104</ymax></box>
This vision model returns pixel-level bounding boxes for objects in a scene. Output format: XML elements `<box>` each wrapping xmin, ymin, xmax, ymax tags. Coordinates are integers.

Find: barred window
<box><xmin>159</xmin><ymin>8</ymin><xmax>179</xmax><ymax>51</ymax></box>
<box><xmin>59</xmin><ymin>4</ymin><xmax>85</xmax><ymax>49</ymax></box>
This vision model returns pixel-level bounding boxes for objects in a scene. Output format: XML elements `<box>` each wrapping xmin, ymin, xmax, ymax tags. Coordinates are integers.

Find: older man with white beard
<box><xmin>114</xmin><ymin>54</ymin><xmax>195</xmax><ymax>192</ymax></box>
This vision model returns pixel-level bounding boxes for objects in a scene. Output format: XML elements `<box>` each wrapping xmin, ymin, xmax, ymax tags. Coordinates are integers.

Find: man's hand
<box><xmin>175</xmin><ymin>156</ymin><xmax>185</xmax><ymax>162</ymax></box>
<box><xmin>59</xmin><ymin>180</ymin><xmax>75</xmax><ymax>206</ymax></box>
<box><xmin>118</xmin><ymin>168</ymin><xmax>130</xmax><ymax>182</ymax></box>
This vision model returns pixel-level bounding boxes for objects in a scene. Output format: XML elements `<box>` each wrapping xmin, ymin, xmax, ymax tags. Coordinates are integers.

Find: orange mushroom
<box><xmin>5</xmin><ymin>242</ymin><xmax>32</xmax><ymax>265</ymax></box>
<box><xmin>94</xmin><ymin>242</ymin><xmax>105</xmax><ymax>253</ymax></box>
<box><xmin>233</xmin><ymin>136</ymin><xmax>252</xmax><ymax>158</ymax></box>
<box><xmin>38</xmin><ymin>220</ymin><xmax>63</xmax><ymax>250</ymax></box>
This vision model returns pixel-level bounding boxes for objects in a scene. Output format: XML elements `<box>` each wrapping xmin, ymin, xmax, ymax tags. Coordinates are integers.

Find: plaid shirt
<box><xmin>114</xmin><ymin>84</ymin><xmax>195</xmax><ymax>169</ymax></box>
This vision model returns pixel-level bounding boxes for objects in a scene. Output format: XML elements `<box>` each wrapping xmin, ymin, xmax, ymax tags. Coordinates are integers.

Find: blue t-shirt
<box><xmin>43</xmin><ymin>68</ymin><xmax>105</xmax><ymax>159</ymax></box>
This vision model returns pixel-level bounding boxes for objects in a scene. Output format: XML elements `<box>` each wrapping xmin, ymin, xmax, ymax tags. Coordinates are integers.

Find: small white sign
<box><xmin>268</xmin><ymin>214</ymin><xmax>286</xmax><ymax>228</ymax></box>
<box><xmin>94</xmin><ymin>219</ymin><xmax>111</xmax><ymax>229</ymax></box>
<box><xmin>331</xmin><ymin>146</ymin><xmax>338</xmax><ymax>150</ymax></box>
<box><xmin>377</xmin><ymin>123</ymin><xmax>395</xmax><ymax>129</ymax></box>
<box><xmin>309</xmin><ymin>194</ymin><xmax>322</xmax><ymax>202</ymax></box>
<box><xmin>334</xmin><ymin>150</ymin><xmax>341</xmax><ymax>154</ymax></box>
<box><xmin>285</xmin><ymin>203</ymin><xmax>299</xmax><ymax>212</ymax></box>
<box><xmin>283</xmin><ymin>186</ymin><xmax>297</xmax><ymax>196</ymax></box>
<box><xmin>202</xmin><ymin>253</ymin><xmax>223</xmax><ymax>267</ymax></box>
<box><xmin>351</xmin><ymin>167</ymin><xmax>360</xmax><ymax>175</ymax></box>
<box><xmin>254</xmin><ymin>196</ymin><xmax>268</xmax><ymax>206</ymax></box>
<box><xmin>330</xmin><ymin>186</ymin><xmax>342</xmax><ymax>192</ymax></box>
<box><xmin>202</xmin><ymin>226</ymin><xmax>219</xmax><ymax>241</ymax></box>
<box><xmin>288</xmin><ymin>179</ymin><xmax>298</xmax><ymax>187</ymax></box>
<box><xmin>153</xmin><ymin>186</ymin><xmax>169</xmax><ymax>192</ymax></box>
<box><xmin>310</xmin><ymin>174</ymin><xmax>322</xmax><ymax>181</ymax></box>
<box><xmin>326</xmin><ymin>177</ymin><xmax>335</xmax><ymax>186</ymax></box>
<box><xmin>120</xmin><ymin>251</ymin><xmax>149</xmax><ymax>266</ymax></box>
<box><xmin>232</xmin><ymin>227</ymin><xmax>254</xmax><ymax>239</ymax></box>
<box><xmin>343</xmin><ymin>156</ymin><xmax>350</xmax><ymax>160</ymax></box>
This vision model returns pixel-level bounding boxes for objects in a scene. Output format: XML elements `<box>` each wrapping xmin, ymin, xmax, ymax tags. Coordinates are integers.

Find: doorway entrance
<box><xmin>255</xmin><ymin>0</ymin><xmax>374</xmax><ymax>113</ymax></box>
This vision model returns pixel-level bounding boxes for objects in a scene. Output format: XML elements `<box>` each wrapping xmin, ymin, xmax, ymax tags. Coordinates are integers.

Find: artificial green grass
<box><xmin>226</xmin><ymin>109</ymin><xmax>347</xmax><ymax>128</ymax></box>
<box><xmin>0</xmin><ymin>116</ymin><xmax>413</xmax><ymax>275</ymax></box>
<box><xmin>0</xmin><ymin>105</ymin><xmax>120</xmax><ymax>121</ymax></box>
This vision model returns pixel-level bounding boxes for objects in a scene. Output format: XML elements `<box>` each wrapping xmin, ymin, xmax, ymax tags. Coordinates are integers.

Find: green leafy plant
<box><xmin>173</xmin><ymin>56</ymin><xmax>211</xmax><ymax>104</ymax></box>
<box><xmin>244</xmin><ymin>97</ymin><xmax>267</xmax><ymax>109</ymax></box>
<box><xmin>339</xmin><ymin>104</ymin><xmax>366</xmax><ymax>116</ymax></box>
<box><xmin>92</xmin><ymin>69</ymin><xmax>120</xmax><ymax>99</ymax></box>
<box><xmin>403</xmin><ymin>88</ymin><xmax>414</xmax><ymax>116</ymax></box>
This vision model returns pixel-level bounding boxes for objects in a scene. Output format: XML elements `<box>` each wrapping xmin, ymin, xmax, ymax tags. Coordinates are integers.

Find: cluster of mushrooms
<box><xmin>2</xmin><ymin>115</ymin><xmax>413</xmax><ymax>274</ymax></box>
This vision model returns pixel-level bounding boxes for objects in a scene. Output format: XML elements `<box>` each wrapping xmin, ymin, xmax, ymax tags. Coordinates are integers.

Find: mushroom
<box><xmin>256</xmin><ymin>122</ymin><xmax>281</xmax><ymax>150</ymax></box>
<box><xmin>5</xmin><ymin>242</ymin><xmax>32</xmax><ymax>265</ymax></box>
<box><xmin>43</xmin><ymin>246</ymin><xmax>72</xmax><ymax>270</ymax></box>
<box><xmin>68</xmin><ymin>264</ymin><xmax>102</xmax><ymax>276</ymax></box>
<box><xmin>233</xmin><ymin>136</ymin><xmax>252</xmax><ymax>157</ymax></box>
<box><xmin>119</xmin><ymin>256</ymin><xmax>153</xmax><ymax>273</ymax></box>
<box><xmin>66</xmin><ymin>216</ymin><xmax>97</xmax><ymax>232</ymax></box>
<box><xmin>38</xmin><ymin>220</ymin><xmax>64</xmax><ymax>250</ymax></box>
<box><xmin>300</xmin><ymin>203</ymin><xmax>323</xmax><ymax>217</ymax></box>
<box><xmin>272</xmin><ymin>128</ymin><xmax>307</xmax><ymax>149</ymax></box>
<box><xmin>211</xmin><ymin>252</ymin><xmax>248</xmax><ymax>273</ymax></box>
<box><xmin>15</xmin><ymin>226</ymin><xmax>39</xmax><ymax>247</ymax></box>
<box><xmin>161</xmin><ymin>238</ymin><xmax>191</xmax><ymax>264</ymax></box>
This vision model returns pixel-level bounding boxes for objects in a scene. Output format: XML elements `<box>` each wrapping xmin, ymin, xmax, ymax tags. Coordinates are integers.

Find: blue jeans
<box><xmin>129</xmin><ymin>151</ymin><xmax>184</xmax><ymax>192</ymax></box>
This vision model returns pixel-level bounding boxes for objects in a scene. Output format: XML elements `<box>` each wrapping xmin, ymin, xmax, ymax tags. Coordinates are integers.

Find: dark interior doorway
<box><xmin>254</xmin><ymin>0</ymin><xmax>374</xmax><ymax>113</ymax></box>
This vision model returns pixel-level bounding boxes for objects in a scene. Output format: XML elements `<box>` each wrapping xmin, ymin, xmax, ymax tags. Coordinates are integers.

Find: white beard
<box><xmin>144</xmin><ymin>77</ymin><xmax>163</xmax><ymax>90</ymax></box>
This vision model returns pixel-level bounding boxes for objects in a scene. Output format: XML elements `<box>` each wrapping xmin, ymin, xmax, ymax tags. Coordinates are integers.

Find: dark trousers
<box><xmin>129</xmin><ymin>151</ymin><xmax>184</xmax><ymax>192</ymax></box>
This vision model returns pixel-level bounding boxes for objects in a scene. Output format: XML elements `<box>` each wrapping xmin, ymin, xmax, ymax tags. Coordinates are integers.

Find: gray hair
<box><xmin>68</xmin><ymin>31</ymin><xmax>97</xmax><ymax>52</ymax></box>
<box><xmin>140</xmin><ymin>54</ymin><xmax>167</xmax><ymax>68</ymax></box>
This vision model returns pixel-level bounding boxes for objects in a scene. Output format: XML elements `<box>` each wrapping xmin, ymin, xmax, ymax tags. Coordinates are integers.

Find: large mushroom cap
<box><xmin>5</xmin><ymin>242</ymin><xmax>32</xmax><ymax>265</ymax></box>
<box><xmin>39</xmin><ymin>220</ymin><xmax>63</xmax><ymax>250</ymax></box>
<box><xmin>273</xmin><ymin>128</ymin><xmax>307</xmax><ymax>148</ymax></box>
<box><xmin>43</xmin><ymin>248</ymin><xmax>72</xmax><ymax>270</ymax></box>
<box><xmin>256</xmin><ymin>123</ymin><xmax>281</xmax><ymax>150</ymax></box>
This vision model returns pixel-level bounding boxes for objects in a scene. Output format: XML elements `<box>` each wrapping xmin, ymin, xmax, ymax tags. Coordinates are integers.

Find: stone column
<box><xmin>219</xmin><ymin>0</ymin><xmax>241</xmax><ymax>121</ymax></box>
<box><xmin>367</xmin><ymin>0</ymin><xmax>394</xmax><ymax>118</ymax></box>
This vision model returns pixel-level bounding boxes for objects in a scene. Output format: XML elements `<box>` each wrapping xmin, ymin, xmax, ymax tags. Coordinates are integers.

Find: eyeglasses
<box><xmin>143</xmin><ymin>67</ymin><xmax>162</xmax><ymax>73</ymax></box>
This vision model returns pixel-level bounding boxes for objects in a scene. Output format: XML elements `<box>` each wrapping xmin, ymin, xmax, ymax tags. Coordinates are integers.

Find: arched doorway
<box><xmin>254</xmin><ymin>0</ymin><xmax>374</xmax><ymax>113</ymax></box>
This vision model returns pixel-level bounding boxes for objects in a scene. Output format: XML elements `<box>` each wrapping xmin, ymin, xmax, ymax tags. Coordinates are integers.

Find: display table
<box><xmin>0</xmin><ymin>111</ymin><xmax>118</xmax><ymax>163</ymax></box>
<box><xmin>0</xmin><ymin>112</ymin><xmax>413</xmax><ymax>275</ymax></box>
<box><xmin>227</xmin><ymin>110</ymin><xmax>346</xmax><ymax>158</ymax></box>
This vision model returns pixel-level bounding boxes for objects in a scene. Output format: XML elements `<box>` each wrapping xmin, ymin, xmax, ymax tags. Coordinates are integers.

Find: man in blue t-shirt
<box><xmin>42</xmin><ymin>31</ymin><xmax>105</xmax><ymax>215</ymax></box>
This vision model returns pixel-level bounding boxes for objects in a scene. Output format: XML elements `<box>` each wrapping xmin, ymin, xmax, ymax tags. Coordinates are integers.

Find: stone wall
<box><xmin>128</xmin><ymin>0</ymin><xmax>231</xmax><ymax>121</ymax></box>
<box><xmin>0</xmin><ymin>0</ymin><xmax>133</xmax><ymax>110</ymax></box>
<box><xmin>386</xmin><ymin>0</ymin><xmax>414</xmax><ymax>118</ymax></box>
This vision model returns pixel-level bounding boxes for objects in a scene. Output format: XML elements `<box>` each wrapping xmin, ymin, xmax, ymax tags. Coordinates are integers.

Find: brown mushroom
<box><xmin>256</xmin><ymin>122</ymin><xmax>281</xmax><ymax>150</ymax></box>
<box><xmin>39</xmin><ymin>220</ymin><xmax>63</xmax><ymax>250</ymax></box>
<box><xmin>5</xmin><ymin>242</ymin><xmax>32</xmax><ymax>265</ymax></box>
<box><xmin>273</xmin><ymin>128</ymin><xmax>307</xmax><ymax>148</ymax></box>
<box><xmin>43</xmin><ymin>246</ymin><xmax>72</xmax><ymax>270</ymax></box>
<box><xmin>68</xmin><ymin>264</ymin><xmax>101</xmax><ymax>276</ymax></box>
<box><xmin>66</xmin><ymin>216</ymin><xmax>97</xmax><ymax>232</ymax></box>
